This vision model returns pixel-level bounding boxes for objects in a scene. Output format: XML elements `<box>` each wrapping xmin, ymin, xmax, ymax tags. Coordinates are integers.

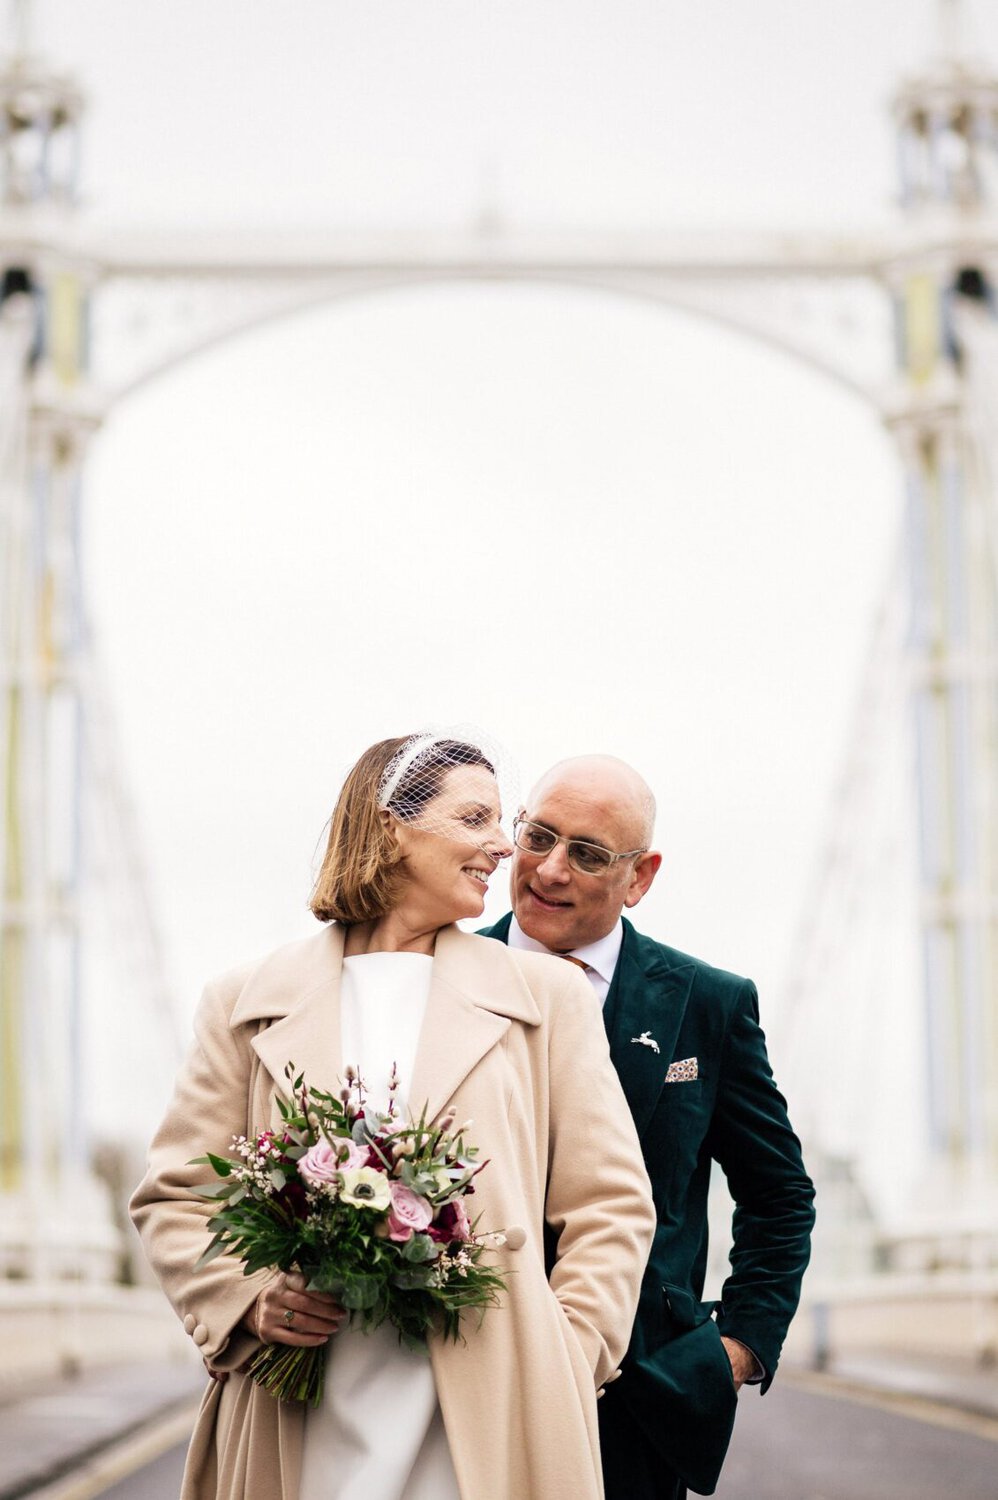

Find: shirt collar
<box><xmin>507</xmin><ymin>914</ymin><xmax>624</xmax><ymax>988</ymax></box>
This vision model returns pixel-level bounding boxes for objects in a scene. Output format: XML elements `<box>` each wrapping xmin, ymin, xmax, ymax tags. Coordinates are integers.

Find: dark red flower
<box><xmin>276</xmin><ymin>1178</ymin><xmax>308</xmax><ymax>1216</ymax></box>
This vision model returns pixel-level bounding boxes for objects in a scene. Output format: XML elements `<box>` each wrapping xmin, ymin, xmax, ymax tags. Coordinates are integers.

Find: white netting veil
<box><xmin>377</xmin><ymin>725</ymin><xmax>518</xmax><ymax>863</ymax></box>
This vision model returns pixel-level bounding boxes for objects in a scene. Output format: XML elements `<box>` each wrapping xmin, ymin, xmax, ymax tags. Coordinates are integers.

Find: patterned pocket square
<box><xmin>665</xmin><ymin>1057</ymin><xmax>698</xmax><ymax>1083</ymax></box>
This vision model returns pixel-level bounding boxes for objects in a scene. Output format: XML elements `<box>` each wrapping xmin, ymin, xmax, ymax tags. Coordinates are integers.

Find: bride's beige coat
<box><xmin>131</xmin><ymin>923</ymin><xmax>655</xmax><ymax>1500</ymax></box>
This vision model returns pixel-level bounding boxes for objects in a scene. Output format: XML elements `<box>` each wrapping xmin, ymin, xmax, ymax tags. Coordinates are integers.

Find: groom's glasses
<box><xmin>512</xmin><ymin>818</ymin><xmax>646</xmax><ymax>877</ymax></box>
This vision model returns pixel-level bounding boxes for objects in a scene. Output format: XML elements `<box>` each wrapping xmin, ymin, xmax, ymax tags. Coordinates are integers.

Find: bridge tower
<box><xmin>886</xmin><ymin>0</ymin><xmax>998</xmax><ymax>1249</ymax></box>
<box><xmin>0</xmin><ymin>10</ymin><xmax>117</xmax><ymax>1277</ymax></box>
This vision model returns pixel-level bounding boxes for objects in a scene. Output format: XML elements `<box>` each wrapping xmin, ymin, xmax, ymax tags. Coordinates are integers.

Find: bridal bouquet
<box><xmin>190</xmin><ymin>1063</ymin><xmax>507</xmax><ymax>1405</ymax></box>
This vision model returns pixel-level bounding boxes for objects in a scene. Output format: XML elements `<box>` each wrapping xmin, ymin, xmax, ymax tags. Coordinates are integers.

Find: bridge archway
<box><xmin>106</xmin><ymin>263</ymin><xmax>887</xmax><ymax>412</ymax></box>
<box><xmin>87</xmin><ymin>277</ymin><xmax>902</xmax><ymax>1115</ymax></box>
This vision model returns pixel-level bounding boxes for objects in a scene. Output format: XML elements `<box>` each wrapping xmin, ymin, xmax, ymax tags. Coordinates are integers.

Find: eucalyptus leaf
<box><xmin>401</xmin><ymin>1234</ymin><xmax>436</xmax><ymax>1264</ymax></box>
<box><xmin>193</xmin><ymin>1237</ymin><xmax>229</xmax><ymax>1271</ymax></box>
<box><xmin>307</xmin><ymin>1271</ymin><xmax>344</xmax><ymax>1296</ymax></box>
<box><xmin>341</xmin><ymin>1275</ymin><xmax>381</xmax><ymax>1311</ymax></box>
<box><xmin>190</xmin><ymin>1182</ymin><xmax>234</xmax><ymax>1199</ymax></box>
<box><xmin>392</xmin><ymin>1266</ymin><xmax>433</xmax><ymax>1290</ymax></box>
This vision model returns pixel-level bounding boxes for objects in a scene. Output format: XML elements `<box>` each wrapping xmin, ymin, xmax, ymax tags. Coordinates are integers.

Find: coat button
<box><xmin>183</xmin><ymin>1314</ymin><xmax>196</xmax><ymax>1334</ymax></box>
<box><xmin>192</xmin><ymin>1324</ymin><xmax>209</xmax><ymax>1346</ymax></box>
<box><xmin>504</xmin><ymin>1226</ymin><xmax>526</xmax><ymax>1251</ymax></box>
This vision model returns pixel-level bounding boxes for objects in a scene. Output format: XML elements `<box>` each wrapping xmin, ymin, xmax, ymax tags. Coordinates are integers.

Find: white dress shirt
<box><xmin>507</xmin><ymin>915</ymin><xmax>623</xmax><ymax>1005</ymax></box>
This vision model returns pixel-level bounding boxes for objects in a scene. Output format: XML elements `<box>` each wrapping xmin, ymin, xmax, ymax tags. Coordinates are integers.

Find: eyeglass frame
<box><xmin>512</xmin><ymin>816</ymin><xmax>647</xmax><ymax>876</ymax></box>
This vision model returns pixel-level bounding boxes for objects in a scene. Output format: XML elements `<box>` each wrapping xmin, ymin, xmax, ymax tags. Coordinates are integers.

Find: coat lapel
<box><xmin>606</xmin><ymin>922</ymin><xmax>696</xmax><ymax>1139</ymax></box>
<box><xmin>230</xmin><ymin>922</ymin><xmax>538</xmax><ymax>1127</ymax></box>
<box><xmin>409</xmin><ymin>978</ymin><xmax>510</xmax><ymax>1127</ymax></box>
<box><xmin>410</xmin><ymin>924</ymin><xmax>540</xmax><ymax>1125</ymax></box>
<box><xmin>231</xmin><ymin>925</ymin><xmax>345</xmax><ymax>1101</ymax></box>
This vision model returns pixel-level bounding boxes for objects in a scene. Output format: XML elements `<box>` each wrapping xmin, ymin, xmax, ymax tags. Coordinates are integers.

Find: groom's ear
<box><xmin>624</xmin><ymin>850</ymin><xmax>662</xmax><ymax>909</ymax></box>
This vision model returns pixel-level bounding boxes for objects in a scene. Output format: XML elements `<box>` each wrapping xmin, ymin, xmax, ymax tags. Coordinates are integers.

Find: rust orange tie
<box><xmin>556</xmin><ymin>953</ymin><xmax>589</xmax><ymax>971</ymax></box>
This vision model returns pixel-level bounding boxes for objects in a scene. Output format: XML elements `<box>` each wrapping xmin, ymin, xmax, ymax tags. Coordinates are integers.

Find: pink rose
<box><xmin>387</xmin><ymin>1182</ymin><xmax>433</xmax><ymax>1243</ymax></box>
<box><xmin>337</xmin><ymin>1140</ymin><xmax>370</xmax><ymax>1172</ymax></box>
<box><xmin>298</xmin><ymin>1138</ymin><xmax>365</xmax><ymax>1187</ymax></box>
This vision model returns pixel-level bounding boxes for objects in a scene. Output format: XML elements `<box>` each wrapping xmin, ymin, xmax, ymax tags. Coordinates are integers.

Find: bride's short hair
<box><xmin>309</xmin><ymin>735</ymin><xmax>494</xmax><ymax>924</ymax></box>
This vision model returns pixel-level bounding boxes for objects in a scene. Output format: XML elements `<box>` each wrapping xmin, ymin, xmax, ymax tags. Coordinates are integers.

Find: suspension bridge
<box><xmin>1</xmin><ymin>0</ymin><xmax>998</xmax><ymax>1421</ymax></box>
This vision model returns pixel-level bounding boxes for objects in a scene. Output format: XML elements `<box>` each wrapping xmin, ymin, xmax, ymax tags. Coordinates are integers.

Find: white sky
<box><xmin>29</xmin><ymin>0</ymin><xmax>998</xmax><ymax>1218</ymax></box>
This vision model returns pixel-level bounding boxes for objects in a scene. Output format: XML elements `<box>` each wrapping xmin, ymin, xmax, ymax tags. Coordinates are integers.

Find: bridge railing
<box><xmin>792</xmin><ymin>1268</ymin><xmax>998</xmax><ymax>1370</ymax></box>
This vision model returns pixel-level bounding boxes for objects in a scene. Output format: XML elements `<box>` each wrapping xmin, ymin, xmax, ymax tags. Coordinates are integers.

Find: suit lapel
<box><xmin>606</xmin><ymin>923</ymin><xmax>697</xmax><ymax>1139</ymax></box>
<box><xmin>477</xmin><ymin>914</ymin><xmax>512</xmax><ymax>943</ymax></box>
<box><xmin>484</xmin><ymin>911</ymin><xmax>696</xmax><ymax>1139</ymax></box>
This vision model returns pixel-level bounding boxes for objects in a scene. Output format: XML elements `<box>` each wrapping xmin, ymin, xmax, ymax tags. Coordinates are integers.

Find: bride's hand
<box><xmin>247</xmin><ymin>1271</ymin><xmax>346</xmax><ymax>1346</ymax></box>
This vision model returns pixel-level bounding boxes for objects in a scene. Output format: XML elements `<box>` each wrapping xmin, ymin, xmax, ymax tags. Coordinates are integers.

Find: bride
<box><xmin>131</xmin><ymin>730</ymin><xmax>655</xmax><ymax>1500</ymax></box>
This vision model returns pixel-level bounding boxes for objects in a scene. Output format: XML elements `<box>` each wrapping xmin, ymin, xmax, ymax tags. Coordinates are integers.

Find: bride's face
<box><xmin>391</xmin><ymin>765</ymin><xmax>512</xmax><ymax>927</ymax></box>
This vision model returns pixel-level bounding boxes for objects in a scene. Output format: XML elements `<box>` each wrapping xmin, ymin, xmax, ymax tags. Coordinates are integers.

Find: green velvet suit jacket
<box><xmin>479</xmin><ymin>914</ymin><xmax>815</xmax><ymax>1496</ymax></box>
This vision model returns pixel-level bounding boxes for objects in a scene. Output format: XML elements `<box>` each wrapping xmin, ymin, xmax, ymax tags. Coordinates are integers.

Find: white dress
<box><xmin>298</xmin><ymin>952</ymin><xmax>461</xmax><ymax>1500</ymax></box>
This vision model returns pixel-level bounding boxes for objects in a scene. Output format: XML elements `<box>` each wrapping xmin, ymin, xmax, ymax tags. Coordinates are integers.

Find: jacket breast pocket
<box><xmin>660</xmin><ymin>1077</ymin><xmax>705</xmax><ymax>1101</ymax></box>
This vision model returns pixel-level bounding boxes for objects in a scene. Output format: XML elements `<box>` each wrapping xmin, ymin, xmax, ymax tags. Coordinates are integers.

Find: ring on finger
<box><xmin>283</xmin><ymin>1308</ymin><xmax>295</xmax><ymax>1328</ymax></box>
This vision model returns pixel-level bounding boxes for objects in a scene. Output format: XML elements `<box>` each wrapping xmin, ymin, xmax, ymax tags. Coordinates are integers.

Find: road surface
<box><xmin>89</xmin><ymin>1373</ymin><xmax>998</xmax><ymax>1499</ymax></box>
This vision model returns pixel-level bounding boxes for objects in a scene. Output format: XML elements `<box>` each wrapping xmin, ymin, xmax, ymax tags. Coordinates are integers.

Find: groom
<box><xmin>480</xmin><ymin>755</ymin><xmax>814</xmax><ymax>1499</ymax></box>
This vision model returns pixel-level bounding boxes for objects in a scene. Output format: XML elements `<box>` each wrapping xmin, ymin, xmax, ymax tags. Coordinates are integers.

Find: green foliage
<box><xmin>401</xmin><ymin>1233</ymin><xmax>435</xmax><ymax>1263</ymax></box>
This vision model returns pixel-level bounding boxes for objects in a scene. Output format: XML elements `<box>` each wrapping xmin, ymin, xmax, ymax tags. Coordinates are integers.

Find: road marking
<box><xmin>784</xmin><ymin>1368</ymin><xmax>998</xmax><ymax>1444</ymax></box>
<box><xmin>24</xmin><ymin>1401</ymin><xmax>198</xmax><ymax>1500</ymax></box>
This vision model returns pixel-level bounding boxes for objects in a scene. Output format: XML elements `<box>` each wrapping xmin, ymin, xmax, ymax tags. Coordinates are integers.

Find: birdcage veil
<box><xmin>377</xmin><ymin>725</ymin><xmax>518</xmax><ymax>853</ymax></box>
